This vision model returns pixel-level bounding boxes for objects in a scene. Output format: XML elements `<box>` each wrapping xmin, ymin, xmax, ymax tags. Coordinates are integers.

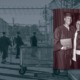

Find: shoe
<box><xmin>54</xmin><ymin>69</ymin><xmax>60</xmax><ymax>75</ymax></box>
<box><xmin>16</xmin><ymin>56</ymin><xmax>20</xmax><ymax>59</ymax></box>
<box><xmin>1</xmin><ymin>60</ymin><xmax>6</xmax><ymax>64</ymax></box>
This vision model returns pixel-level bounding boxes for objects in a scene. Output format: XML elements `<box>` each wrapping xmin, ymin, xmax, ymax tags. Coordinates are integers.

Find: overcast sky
<box><xmin>0</xmin><ymin>0</ymin><xmax>52</xmax><ymax>7</ymax></box>
<box><xmin>0</xmin><ymin>0</ymin><xmax>52</xmax><ymax>25</ymax></box>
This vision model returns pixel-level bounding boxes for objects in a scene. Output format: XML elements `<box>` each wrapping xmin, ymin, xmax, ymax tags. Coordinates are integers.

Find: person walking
<box><xmin>0</xmin><ymin>32</ymin><xmax>12</xmax><ymax>63</ymax></box>
<box><xmin>14</xmin><ymin>32</ymin><xmax>24</xmax><ymax>59</ymax></box>
<box><xmin>30</xmin><ymin>32</ymin><xmax>38</xmax><ymax>58</ymax></box>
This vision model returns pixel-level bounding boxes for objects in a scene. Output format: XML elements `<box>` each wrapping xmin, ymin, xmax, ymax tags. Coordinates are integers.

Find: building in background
<box><xmin>0</xmin><ymin>18</ymin><xmax>9</xmax><ymax>36</ymax></box>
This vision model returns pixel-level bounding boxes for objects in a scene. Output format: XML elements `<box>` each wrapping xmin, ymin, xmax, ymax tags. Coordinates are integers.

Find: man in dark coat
<box><xmin>30</xmin><ymin>32</ymin><xmax>37</xmax><ymax>57</ymax></box>
<box><xmin>0</xmin><ymin>32</ymin><xmax>12</xmax><ymax>63</ymax></box>
<box><xmin>14</xmin><ymin>32</ymin><xmax>24</xmax><ymax>59</ymax></box>
<box><xmin>54</xmin><ymin>13</ymin><xmax>75</xmax><ymax>74</ymax></box>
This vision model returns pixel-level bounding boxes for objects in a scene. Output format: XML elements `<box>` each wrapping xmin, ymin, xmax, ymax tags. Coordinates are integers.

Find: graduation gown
<box><xmin>54</xmin><ymin>25</ymin><xmax>75</xmax><ymax>69</ymax></box>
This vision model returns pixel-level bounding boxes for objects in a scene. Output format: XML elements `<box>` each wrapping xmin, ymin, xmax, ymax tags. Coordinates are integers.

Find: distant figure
<box><xmin>0</xmin><ymin>37</ymin><xmax>2</xmax><ymax>53</ymax></box>
<box><xmin>30</xmin><ymin>32</ymin><xmax>38</xmax><ymax>57</ymax></box>
<box><xmin>0</xmin><ymin>32</ymin><xmax>12</xmax><ymax>63</ymax></box>
<box><xmin>14</xmin><ymin>32</ymin><xmax>24</xmax><ymax>59</ymax></box>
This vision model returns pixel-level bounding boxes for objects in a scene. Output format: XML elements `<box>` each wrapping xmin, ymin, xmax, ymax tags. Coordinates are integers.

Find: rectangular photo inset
<box><xmin>54</xmin><ymin>9</ymin><xmax>80</xmax><ymax>70</ymax></box>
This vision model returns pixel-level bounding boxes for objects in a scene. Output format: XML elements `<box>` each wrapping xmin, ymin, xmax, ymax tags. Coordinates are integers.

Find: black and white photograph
<box><xmin>0</xmin><ymin>0</ymin><xmax>80</xmax><ymax>80</ymax></box>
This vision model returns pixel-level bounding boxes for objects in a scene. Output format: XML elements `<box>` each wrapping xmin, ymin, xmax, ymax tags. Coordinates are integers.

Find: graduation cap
<box><xmin>64</xmin><ymin>13</ymin><xmax>72</xmax><ymax>17</ymax></box>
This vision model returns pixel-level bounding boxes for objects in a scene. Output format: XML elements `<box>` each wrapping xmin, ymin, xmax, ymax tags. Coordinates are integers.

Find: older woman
<box><xmin>72</xmin><ymin>19</ymin><xmax>80</xmax><ymax>69</ymax></box>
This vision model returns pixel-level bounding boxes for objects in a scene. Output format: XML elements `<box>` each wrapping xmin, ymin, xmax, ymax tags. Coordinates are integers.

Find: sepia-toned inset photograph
<box><xmin>54</xmin><ymin>9</ymin><xmax>80</xmax><ymax>71</ymax></box>
<box><xmin>0</xmin><ymin>0</ymin><xmax>54</xmax><ymax>80</ymax></box>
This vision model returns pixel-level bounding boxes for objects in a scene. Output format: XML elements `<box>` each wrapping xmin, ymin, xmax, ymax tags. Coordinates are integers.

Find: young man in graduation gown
<box><xmin>72</xmin><ymin>19</ymin><xmax>80</xmax><ymax>69</ymax></box>
<box><xmin>54</xmin><ymin>13</ymin><xmax>75</xmax><ymax>74</ymax></box>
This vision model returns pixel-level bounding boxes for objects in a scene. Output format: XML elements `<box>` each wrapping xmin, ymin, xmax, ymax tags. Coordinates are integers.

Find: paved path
<box><xmin>0</xmin><ymin>54</ymin><xmax>71</xmax><ymax>80</ymax></box>
<box><xmin>68</xmin><ymin>70</ymin><xmax>80</xmax><ymax>80</ymax></box>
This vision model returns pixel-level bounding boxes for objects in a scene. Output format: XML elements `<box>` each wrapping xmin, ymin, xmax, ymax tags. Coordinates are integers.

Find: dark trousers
<box><xmin>71</xmin><ymin>55</ymin><xmax>80</xmax><ymax>69</ymax></box>
<box><xmin>16</xmin><ymin>46</ymin><xmax>20</xmax><ymax>58</ymax></box>
<box><xmin>2</xmin><ymin>49</ymin><xmax>8</xmax><ymax>60</ymax></box>
<box><xmin>76</xmin><ymin>55</ymin><xmax>80</xmax><ymax>69</ymax></box>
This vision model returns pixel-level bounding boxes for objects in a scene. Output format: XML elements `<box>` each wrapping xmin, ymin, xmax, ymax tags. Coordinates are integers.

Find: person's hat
<box><xmin>64</xmin><ymin>13</ymin><xmax>72</xmax><ymax>17</ymax></box>
<box><xmin>2</xmin><ymin>32</ymin><xmax>6</xmax><ymax>34</ymax></box>
<box><xmin>17</xmin><ymin>31</ymin><xmax>20</xmax><ymax>34</ymax></box>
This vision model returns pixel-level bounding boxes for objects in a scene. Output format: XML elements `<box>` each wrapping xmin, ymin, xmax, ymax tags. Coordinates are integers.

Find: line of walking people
<box><xmin>0</xmin><ymin>31</ymin><xmax>24</xmax><ymax>64</ymax></box>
